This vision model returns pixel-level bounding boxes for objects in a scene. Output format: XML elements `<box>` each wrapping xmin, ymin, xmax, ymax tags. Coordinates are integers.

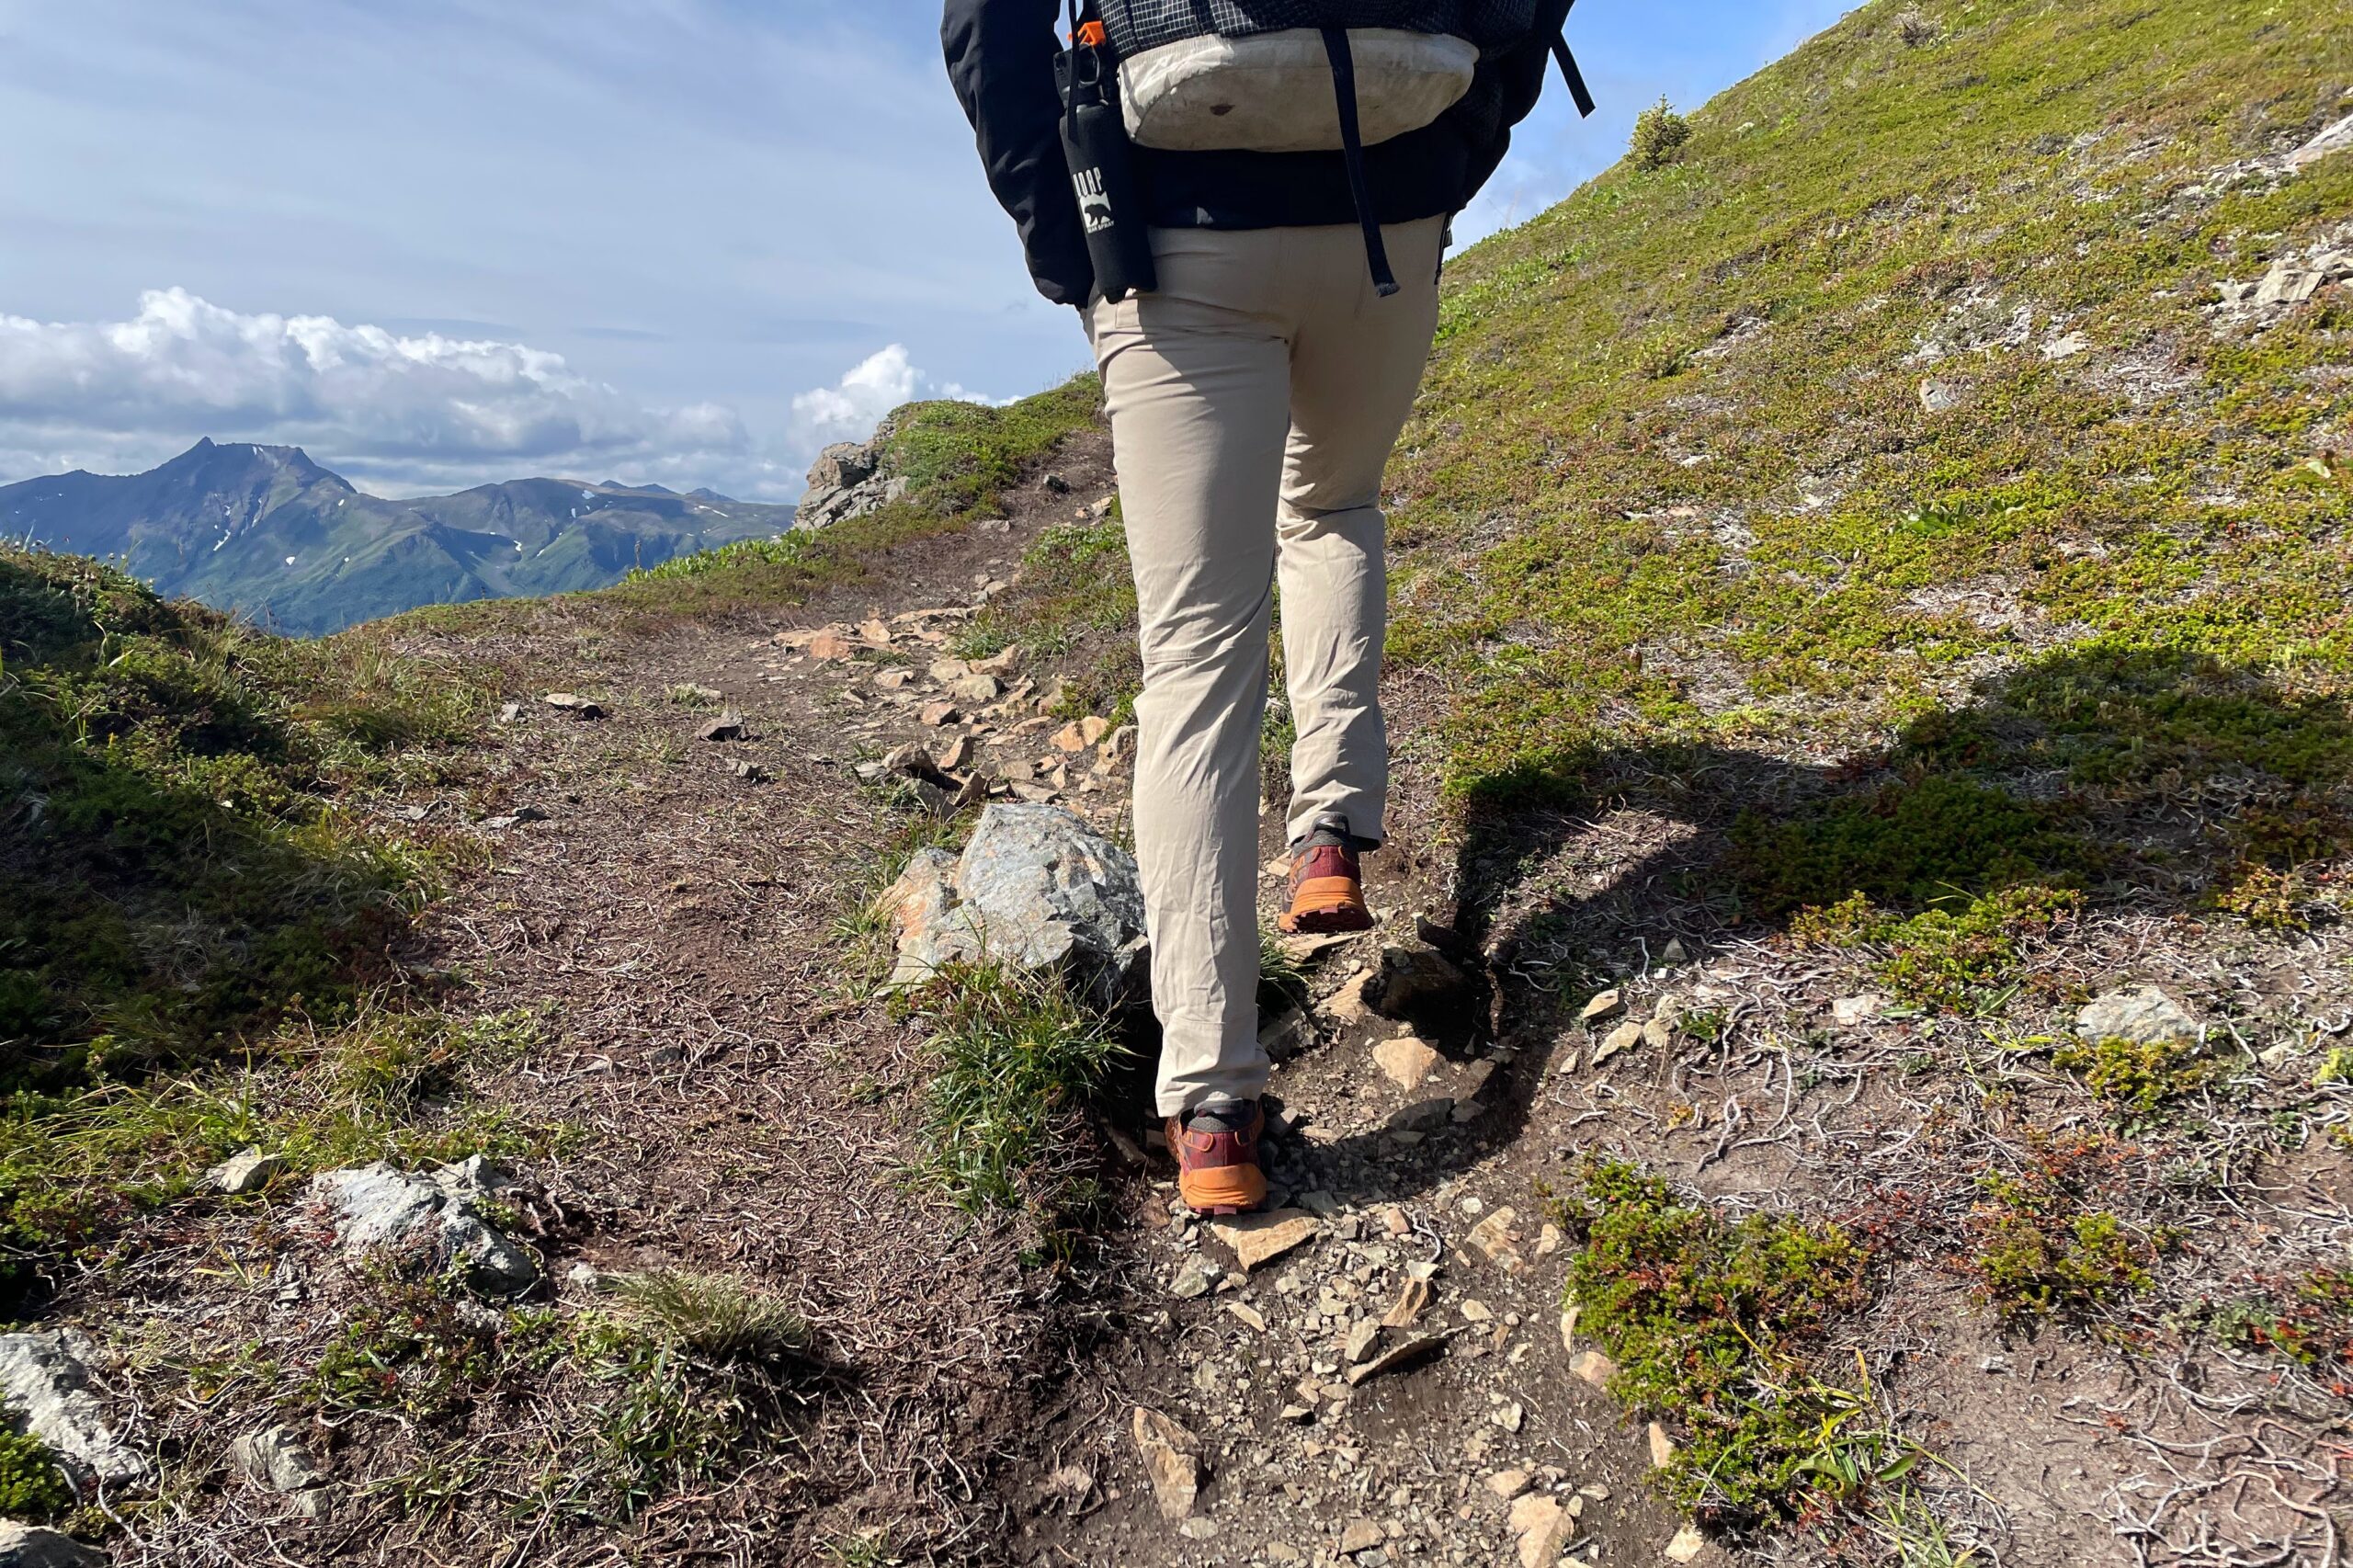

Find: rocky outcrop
<box><xmin>0</xmin><ymin>1523</ymin><xmax>105</xmax><ymax>1567</ymax></box>
<box><xmin>0</xmin><ymin>1330</ymin><xmax>148</xmax><ymax>1487</ymax></box>
<box><xmin>881</xmin><ymin>803</ymin><xmax>1148</xmax><ymax>1008</ymax></box>
<box><xmin>305</xmin><ymin>1158</ymin><xmax>538</xmax><ymax>1294</ymax></box>
<box><xmin>796</xmin><ymin>427</ymin><xmax>909</xmax><ymax>529</ymax></box>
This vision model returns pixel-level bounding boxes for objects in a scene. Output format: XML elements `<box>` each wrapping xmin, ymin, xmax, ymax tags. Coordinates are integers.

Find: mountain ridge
<box><xmin>0</xmin><ymin>439</ymin><xmax>794</xmax><ymax>635</ymax></box>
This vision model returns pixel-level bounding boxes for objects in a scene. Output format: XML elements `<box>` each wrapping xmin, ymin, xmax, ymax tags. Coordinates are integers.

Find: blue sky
<box><xmin>0</xmin><ymin>0</ymin><xmax>1851</xmax><ymax>499</ymax></box>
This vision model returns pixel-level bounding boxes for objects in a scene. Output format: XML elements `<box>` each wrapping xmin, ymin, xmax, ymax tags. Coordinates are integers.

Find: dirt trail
<box><xmin>108</xmin><ymin>424</ymin><xmax>2347</xmax><ymax>1568</ymax></box>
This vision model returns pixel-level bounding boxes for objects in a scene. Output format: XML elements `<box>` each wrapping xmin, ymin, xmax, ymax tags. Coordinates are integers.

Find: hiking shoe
<box><xmin>1166</xmin><ymin>1099</ymin><xmax>1268</xmax><ymax>1217</ymax></box>
<box><xmin>1279</xmin><ymin>813</ymin><xmax>1372</xmax><ymax>935</ymax></box>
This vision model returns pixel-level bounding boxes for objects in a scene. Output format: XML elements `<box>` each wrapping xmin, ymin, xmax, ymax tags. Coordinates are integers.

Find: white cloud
<box><xmin>789</xmin><ymin>343</ymin><xmax>1000</xmax><ymax>451</ymax></box>
<box><xmin>0</xmin><ymin>291</ymin><xmax>994</xmax><ymax>501</ymax></box>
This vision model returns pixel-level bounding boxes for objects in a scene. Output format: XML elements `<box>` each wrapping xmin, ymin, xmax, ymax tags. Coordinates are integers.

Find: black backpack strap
<box><xmin>1550</xmin><ymin>34</ymin><xmax>1596</xmax><ymax>117</ymax></box>
<box><xmin>1551</xmin><ymin>0</ymin><xmax>1597</xmax><ymax>118</ymax></box>
<box><xmin>1318</xmin><ymin>26</ymin><xmax>1401</xmax><ymax>299</ymax></box>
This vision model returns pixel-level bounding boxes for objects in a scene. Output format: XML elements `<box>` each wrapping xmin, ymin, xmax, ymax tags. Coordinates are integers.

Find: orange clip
<box><xmin>1075</xmin><ymin>18</ymin><xmax>1107</xmax><ymax>46</ymax></box>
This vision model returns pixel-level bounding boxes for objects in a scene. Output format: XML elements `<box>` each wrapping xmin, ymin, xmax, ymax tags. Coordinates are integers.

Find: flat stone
<box><xmin>694</xmin><ymin>710</ymin><xmax>746</xmax><ymax>743</ymax></box>
<box><xmin>1467</xmin><ymin>1207</ymin><xmax>1528</xmax><ymax>1274</ymax></box>
<box><xmin>1382</xmin><ymin>1206</ymin><xmax>1411</xmax><ymax>1237</ymax></box>
<box><xmin>1591</xmin><ymin>1019</ymin><xmax>1645</xmax><ymax>1067</ymax></box>
<box><xmin>1372</xmin><ymin>1034</ymin><xmax>1441</xmax><ymax>1092</ymax></box>
<box><xmin>919</xmin><ymin>700</ymin><xmax>960</xmax><ymax>726</ymax></box>
<box><xmin>874</xmin><ymin>669</ymin><xmax>913</xmax><ymax>690</ymax></box>
<box><xmin>1648</xmin><ymin>1419</ymin><xmax>1678</xmax><ymax>1467</ymax></box>
<box><xmin>1209</xmin><ymin>1209</ymin><xmax>1320</xmax><ymax>1272</ymax></box>
<box><xmin>1345</xmin><ymin>1332</ymin><xmax>1449</xmax><ymax>1387</ymax></box>
<box><xmin>0</xmin><ymin>1524</ymin><xmax>105</xmax><ymax>1567</ymax></box>
<box><xmin>949</xmin><ymin>674</ymin><xmax>1003</xmax><ymax>704</ymax></box>
<box><xmin>1579</xmin><ymin>988</ymin><xmax>1624</xmax><ymax>1022</ymax></box>
<box><xmin>1830</xmin><ymin>994</ymin><xmax>1884</xmax><ymax>1028</ymax></box>
<box><xmin>1224</xmin><ymin>1301</ymin><xmax>1267</xmax><ymax>1334</ymax></box>
<box><xmin>1170</xmin><ymin>1260</ymin><xmax>1214</xmax><ymax>1300</ymax></box>
<box><xmin>1131</xmin><ymin>1406</ymin><xmax>1199</xmax><ymax>1520</ymax></box>
<box><xmin>1342</xmin><ymin>1320</ymin><xmax>1381</xmax><ymax>1364</ymax></box>
<box><xmin>1486</xmin><ymin>1468</ymin><xmax>1531</xmax><ymax>1500</ymax></box>
<box><xmin>1387</xmin><ymin>1096</ymin><xmax>1455</xmax><ymax>1133</ymax></box>
<box><xmin>1570</xmin><ymin>1349</ymin><xmax>1618</xmax><ymax>1386</ymax></box>
<box><xmin>1665</xmin><ymin>1524</ymin><xmax>1708</xmax><ymax>1563</ymax></box>
<box><xmin>1381</xmin><ymin>1278</ymin><xmax>1434</xmax><ymax>1328</ymax></box>
<box><xmin>1510</xmin><ymin>1495</ymin><xmax>1572</xmax><ymax>1568</ymax></box>
<box><xmin>540</xmin><ymin>691</ymin><xmax>603</xmax><ymax>718</ymax></box>
<box><xmin>206</xmin><ymin>1146</ymin><xmax>282</xmax><ymax>1195</ymax></box>
<box><xmin>1340</xmin><ymin>1519</ymin><xmax>1383</xmax><ymax>1554</ymax></box>
<box><xmin>933</xmin><ymin>734</ymin><xmax>974</xmax><ymax>772</ymax></box>
<box><xmin>2077</xmin><ymin>984</ymin><xmax>2200</xmax><ymax>1045</ymax></box>
<box><xmin>806</xmin><ymin>631</ymin><xmax>858</xmax><ymax>660</ymax></box>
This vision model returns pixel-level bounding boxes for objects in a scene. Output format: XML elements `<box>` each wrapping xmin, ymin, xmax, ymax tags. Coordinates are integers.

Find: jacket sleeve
<box><xmin>942</xmin><ymin>0</ymin><xmax>1096</xmax><ymax>308</ymax></box>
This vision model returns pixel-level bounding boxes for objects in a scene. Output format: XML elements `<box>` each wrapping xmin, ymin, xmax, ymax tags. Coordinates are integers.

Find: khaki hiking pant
<box><xmin>1085</xmin><ymin>218</ymin><xmax>1445</xmax><ymax>1118</ymax></box>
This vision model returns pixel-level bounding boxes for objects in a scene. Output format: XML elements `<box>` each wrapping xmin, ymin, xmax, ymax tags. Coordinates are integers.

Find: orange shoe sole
<box><xmin>1279</xmin><ymin>875</ymin><xmax>1373</xmax><ymax>936</ymax></box>
<box><xmin>1176</xmin><ymin>1162</ymin><xmax>1268</xmax><ymax>1217</ymax></box>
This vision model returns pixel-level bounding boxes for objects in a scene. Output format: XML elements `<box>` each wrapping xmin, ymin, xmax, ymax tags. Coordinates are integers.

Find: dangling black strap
<box><xmin>1550</xmin><ymin>33</ymin><xmax>1596</xmax><ymax>118</ymax></box>
<box><xmin>1552</xmin><ymin>0</ymin><xmax>1596</xmax><ymax>119</ymax></box>
<box><xmin>1318</xmin><ymin>25</ymin><xmax>1400</xmax><ymax>299</ymax></box>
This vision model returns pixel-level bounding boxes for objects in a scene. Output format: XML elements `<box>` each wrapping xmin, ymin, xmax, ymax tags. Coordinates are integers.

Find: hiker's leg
<box><xmin>1088</xmin><ymin>229</ymin><xmax>1291</xmax><ymax>1118</ymax></box>
<box><xmin>1274</xmin><ymin>217</ymin><xmax>1446</xmax><ymax>850</ymax></box>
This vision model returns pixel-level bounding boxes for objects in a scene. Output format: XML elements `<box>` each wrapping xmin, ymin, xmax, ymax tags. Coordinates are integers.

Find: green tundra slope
<box><xmin>1392</xmin><ymin>0</ymin><xmax>2352</xmax><ymax>823</ymax></box>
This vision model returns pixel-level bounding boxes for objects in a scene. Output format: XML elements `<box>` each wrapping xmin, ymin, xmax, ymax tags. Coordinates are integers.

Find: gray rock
<box><xmin>880</xmin><ymin>804</ymin><xmax>1148</xmax><ymax>1008</ymax></box>
<box><xmin>230</xmin><ymin>1422</ymin><xmax>326</xmax><ymax>1496</ymax></box>
<box><xmin>797</xmin><ymin>430</ymin><xmax>911</xmax><ymax>528</ymax></box>
<box><xmin>0</xmin><ymin>1331</ymin><xmax>149</xmax><ymax>1486</ymax></box>
<box><xmin>2076</xmin><ymin>984</ymin><xmax>2200</xmax><ymax>1046</ymax></box>
<box><xmin>206</xmin><ymin>1146</ymin><xmax>282</xmax><ymax>1195</ymax></box>
<box><xmin>0</xmin><ymin>1524</ymin><xmax>104</xmax><ymax>1568</ymax></box>
<box><xmin>1368</xmin><ymin>941</ymin><xmax>1470</xmax><ymax>1020</ymax></box>
<box><xmin>695</xmin><ymin>710</ymin><xmax>747</xmax><ymax>743</ymax></box>
<box><xmin>1387</xmin><ymin>1097</ymin><xmax>1456</xmax><ymax>1132</ymax></box>
<box><xmin>2286</xmin><ymin>110</ymin><xmax>2353</xmax><ymax>174</ymax></box>
<box><xmin>306</xmin><ymin>1162</ymin><xmax>537</xmax><ymax>1294</ymax></box>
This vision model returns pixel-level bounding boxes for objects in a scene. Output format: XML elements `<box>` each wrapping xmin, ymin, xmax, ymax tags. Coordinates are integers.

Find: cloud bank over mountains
<box><xmin>0</xmin><ymin>290</ymin><xmax>984</xmax><ymax>501</ymax></box>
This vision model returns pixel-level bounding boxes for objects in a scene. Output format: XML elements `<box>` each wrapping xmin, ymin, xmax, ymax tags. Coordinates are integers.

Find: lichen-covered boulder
<box><xmin>0</xmin><ymin>1329</ymin><xmax>149</xmax><ymax>1487</ymax></box>
<box><xmin>305</xmin><ymin>1160</ymin><xmax>538</xmax><ymax>1294</ymax></box>
<box><xmin>882</xmin><ymin>804</ymin><xmax>1148</xmax><ymax>1008</ymax></box>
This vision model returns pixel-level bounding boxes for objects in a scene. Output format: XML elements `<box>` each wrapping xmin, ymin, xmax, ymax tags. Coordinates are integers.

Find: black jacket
<box><xmin>941</xmin><ymin>0</ymin><xmax>1567</xmax><ymax>307</ymax></box>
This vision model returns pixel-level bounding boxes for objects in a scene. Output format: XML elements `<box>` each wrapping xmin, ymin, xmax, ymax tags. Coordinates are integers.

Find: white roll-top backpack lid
<box><xmin>1120</xmin><ymin>28</ymin><xmax>1476</xmax><ymax>153</ymax></box>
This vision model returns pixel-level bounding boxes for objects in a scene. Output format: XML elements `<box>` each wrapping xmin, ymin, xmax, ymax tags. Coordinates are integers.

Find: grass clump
<box><xmin>1733</xmin><ymin>777</ymin><xmax>2084</xmax><ymax>916</ymax></box>
<box><xmin>1630</xmin><ymin>97</ymin><xmax>1692</xmax><ymax>169</ymax></box>
<box><xmin>2202</xmin><ymin>1269</ymin><xmax>2353</xmax><ymax>1373</ymax></box>
<box><xmin>912</xmin><ymin>963</ymin><xmax>1127</xmax><ymax>1223</ymax></box>
<box><xmin>309</xmin><ymin>1271</ymin><xmax>506</xmax><ymax>1422</ymax></box>
<box><xmin>2052</xmin><ymin>1033</ymin><xmax>2221</xmax><ymax>1120</ymax></box>
<box><xmin>609</xmin><ymin>1269</ymin><xmax>812</xmax><ymax>1364</ymax></box>
<box><xmin>0</xmin><ymin>1008</ymin><xmax>542</xmax><ymax>1312</ymax></box>
<box><xmin>0</xmin><ymin>1429</ymin><xmax>73</xmax><ymax>1520</ymax></box>
<box><xmin>1790</xmin><ymin>884</ymin><xmax>2079</xmax><ymax>1013</ymax></box>
<box><xmin>1548</xmin><ymin>1155</ymin><xmax>1891</xmax><ymax>1524</ymax></box>
<box><xmin>1966</xmin><ymin>1137</ymin><xmax>2165</xmax><ymax>1323</ymax></box>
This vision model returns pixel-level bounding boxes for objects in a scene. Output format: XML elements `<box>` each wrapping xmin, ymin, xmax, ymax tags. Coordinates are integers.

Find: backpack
<box><xmin>1091</xmin><ymin>0</ymin><xmax>1594</xmax><ymax>293</ymax></box>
